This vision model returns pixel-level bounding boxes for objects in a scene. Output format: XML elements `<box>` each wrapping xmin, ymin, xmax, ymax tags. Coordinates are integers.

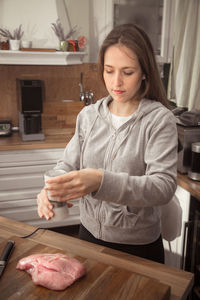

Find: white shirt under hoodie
<box><xmin>55</xmin><ymin>96</ymin><xmax>178</xmax><ymax>245</ymax></box>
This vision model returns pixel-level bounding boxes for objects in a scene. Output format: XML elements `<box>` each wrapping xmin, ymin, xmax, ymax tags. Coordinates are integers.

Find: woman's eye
<box><xmin>124</xmin><ymin>72</ymin><xmax>134</xmax><ymax>76</ymax></box>
<box><xmin>105</xmin><ymin>69</ymin><xmax>113</xmax><ymax>74</ymax></box>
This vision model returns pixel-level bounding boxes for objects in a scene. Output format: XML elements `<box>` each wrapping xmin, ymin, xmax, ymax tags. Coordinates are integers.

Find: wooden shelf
<box><xmin>0</xmin><ymin>50</ymin><xmax>86</xmax><ymax>65</ymax></box>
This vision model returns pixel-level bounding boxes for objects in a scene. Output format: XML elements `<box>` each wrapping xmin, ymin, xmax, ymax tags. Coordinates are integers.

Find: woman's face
<box><xmin>103</xmin><ymin>44</ymin><xmax>145</xmax><ymax>105</ymax></box>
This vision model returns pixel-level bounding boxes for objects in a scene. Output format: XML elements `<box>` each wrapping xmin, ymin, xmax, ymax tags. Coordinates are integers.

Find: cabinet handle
<box><xmin>181</xmin><ymin>221</ymin><xmax>193</xmax><ymax>270</ymax></box>
<box><xmin>190</xmin><ymin>219</ymin><xmax>200</xmax><ymax>272</ymax></box>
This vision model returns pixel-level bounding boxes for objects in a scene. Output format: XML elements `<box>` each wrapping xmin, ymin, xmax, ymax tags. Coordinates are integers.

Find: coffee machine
<box><xmin>17</xmin><ymin>79</ymin><xmax>45</xmax><ymax>141</ymax></box>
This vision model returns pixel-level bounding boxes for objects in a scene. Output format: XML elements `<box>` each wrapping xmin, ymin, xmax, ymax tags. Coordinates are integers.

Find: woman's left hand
<box><xmin>44</xmin><ymin>168</ymin><xmax>102</xmax><ymax>202</ymax></box>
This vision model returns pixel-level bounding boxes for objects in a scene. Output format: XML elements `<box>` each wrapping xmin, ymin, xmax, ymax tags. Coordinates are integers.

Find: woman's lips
<box><xmin>113</xmin><ymin>90</ymin><xmax>125</xmax><ymax>95</ymax></box>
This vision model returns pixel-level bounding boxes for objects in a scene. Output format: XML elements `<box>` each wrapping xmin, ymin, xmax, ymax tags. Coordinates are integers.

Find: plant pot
<box><xmin>59</xmin><ymin>40</ymin><xmax>68</xmax><ymax>52</ymax></box>
<box><xmin>21</xmin><ymin>40</ymin><xmax>32</xmax><ymax>48</ymax></box>
<box><xmin>9</xmin><ymin>39</ymin><xmax>20</xmax><ymax>51</ymax></box>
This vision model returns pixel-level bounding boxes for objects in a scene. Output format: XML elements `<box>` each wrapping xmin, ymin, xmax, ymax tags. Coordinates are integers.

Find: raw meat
<box><xmin>16</xmin><ymin>253</ymin><xmax>86</xmax><ymax>290</ymax></box>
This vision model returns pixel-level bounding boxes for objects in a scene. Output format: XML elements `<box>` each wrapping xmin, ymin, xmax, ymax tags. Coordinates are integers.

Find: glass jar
<box><xmin>0</xmin><ymin>38</ymin><xmax>9</xmax><ymax>50</ymax></box>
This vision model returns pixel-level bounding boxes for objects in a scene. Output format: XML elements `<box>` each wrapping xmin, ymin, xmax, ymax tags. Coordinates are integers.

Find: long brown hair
<box><xmin>98</xmin><ymin>23</ymin><xmax>169</xmax><ymax>108</ymax></box>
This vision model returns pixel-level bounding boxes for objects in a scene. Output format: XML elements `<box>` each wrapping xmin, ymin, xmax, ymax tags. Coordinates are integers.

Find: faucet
<box><xmin>88</xmin><ymin>91</ymin><xmax>94</xmax><ymax>104</ymax></box>
<box><xmin>80</xmin><ymin>90</ymin><xmax>94</xmax><ymax>106</ymax></box>
<box><xmin>79</xmin><ymin>72</ymin><xmax>94</xmax><ymax>105</ymax></box>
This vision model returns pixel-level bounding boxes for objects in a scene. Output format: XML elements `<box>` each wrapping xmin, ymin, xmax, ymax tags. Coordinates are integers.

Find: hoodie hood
<box><xmin>95</xmin><ymin>96</ymin><xmax>168</xmax><ymax>123</ymax></box>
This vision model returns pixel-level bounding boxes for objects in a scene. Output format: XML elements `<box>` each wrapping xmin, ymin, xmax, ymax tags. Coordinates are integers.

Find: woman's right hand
<box><xmin>37</xmin><ymin>188</ymin><xmax>54</xmax><ymax>220</ymax></box>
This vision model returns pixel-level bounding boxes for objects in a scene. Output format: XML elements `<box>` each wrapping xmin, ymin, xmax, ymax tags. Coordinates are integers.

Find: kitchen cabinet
<box><xmin>163</xmin><ymin>185</ymin><xmax>190</xmax><ymax>269</ymax></box>
<box><xmin>176</xmin><ymin>174</ymin><xmax>200</xmax><ymax>298</ymax></box>
<box><xmin>105</xmin><ymin>0</ymin><xmax>175</xmax><ymax>63</ymax></box>
<box><xmin>0</xmin><ymin>148</ymin><xmax>80</xmax><ymax>228</ymax></box>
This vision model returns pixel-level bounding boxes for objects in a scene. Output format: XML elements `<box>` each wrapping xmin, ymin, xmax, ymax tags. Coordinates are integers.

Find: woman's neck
<box><xmin>109</xmin><ymin>100</ymin><xmax>140</xmax><ymax>116</ymax></box>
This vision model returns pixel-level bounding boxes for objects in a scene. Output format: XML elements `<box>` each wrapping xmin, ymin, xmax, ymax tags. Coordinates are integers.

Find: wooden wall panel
<box><xmin>0</xmin><ymin>63</ymin><xmax>107</xmax><ymax>127</ymax></box>
<box><xmin>42</xmin><ymin>102</ymin><xmax>84</xmax><ymax>129</ymax></box>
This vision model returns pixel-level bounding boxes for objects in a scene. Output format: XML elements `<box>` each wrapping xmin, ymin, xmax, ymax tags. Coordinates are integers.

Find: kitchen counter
<box><xmin>0</xmin><ymin>129</ymin><xmax>73</xmax><ymax>150</ymax></box>
<box><xmin>0</xmin><ymin>216</ymin><xmax>194</xmax><ymax>299</ymax></box>
<box><xmin>0</xmin><ymin>101</ymin><xmax>84</xmax><ymax>151</ymax></box>
<box><xmin>177</xmin><ymin>172</ymin><xmax>200</xmax><ymax>201</ymax></box>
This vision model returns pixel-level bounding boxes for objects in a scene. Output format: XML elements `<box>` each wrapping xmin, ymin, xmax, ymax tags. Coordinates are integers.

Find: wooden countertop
<box><xmin>177</xmin><ymin>172</ymin><xmax>200</xmax><ymax>201</ymax></box>
<box><xmin>0</xmin><ymin>216</ymin><xmax>194</xmax><ymax>300</ymax></box>
<box><xmin>0</xmin><ymin>101</ymin><xmax>84</xmax><ymax>151</ymax></box>
<box><xmin>0</xmin><ymin>129</ymin><xmax>73</xmax><ymax>150</ymax></box>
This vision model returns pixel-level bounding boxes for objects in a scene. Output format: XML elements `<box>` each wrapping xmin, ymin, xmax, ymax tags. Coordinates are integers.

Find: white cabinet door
<box><xmin>163</xmin><ymin>185</ymin><xmax>190</xmax><ymax>268</ymax></box>
<box><xmin>0</xmin><ymin>148</ymin><xmax>80</xmax><ymax>228</ymax></box>
<box><xmin>105</xmin><ymin>0</ymin><xmax>175</xmax><ymax>63</ymax></box>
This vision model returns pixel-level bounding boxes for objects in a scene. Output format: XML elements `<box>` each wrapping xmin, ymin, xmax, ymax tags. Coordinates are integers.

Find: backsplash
<box><xmin>42</xmin><ymin>101</ymin><xmax>84</xmax><ymax>133</ymax></box>
<box><xmin>0</xmin><ymin>63</ymin><xmax>107</xmax><ymax>127</ymax></box>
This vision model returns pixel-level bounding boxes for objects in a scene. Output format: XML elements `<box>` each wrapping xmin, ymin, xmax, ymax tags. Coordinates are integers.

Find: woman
<box><xmin>37</xmin><ymin>24</ymin><xmax>178</xmax><ymax>263</ymax></box>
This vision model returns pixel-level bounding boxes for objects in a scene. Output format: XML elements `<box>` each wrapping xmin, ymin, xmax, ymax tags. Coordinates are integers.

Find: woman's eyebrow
<box><xmin>104</xmin><ymin>64</ymin><xmax>136</xmax><ymax>70</ymax></box>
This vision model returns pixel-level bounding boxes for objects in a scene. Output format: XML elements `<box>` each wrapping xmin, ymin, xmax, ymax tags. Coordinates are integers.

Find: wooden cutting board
<box><xmin>0</xmin><ymin>237</ymin><xmax>170</xmax><ymax>300</ymax></box>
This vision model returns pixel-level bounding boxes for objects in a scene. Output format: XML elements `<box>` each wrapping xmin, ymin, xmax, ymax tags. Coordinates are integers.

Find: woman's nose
<box><xmin>113</xmin><ymin>72</ymin><xmax>123</xmax><ymax>86</ymax></box>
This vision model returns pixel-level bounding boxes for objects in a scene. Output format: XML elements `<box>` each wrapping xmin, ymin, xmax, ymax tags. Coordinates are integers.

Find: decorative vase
<box><xmin>9</xmin><ymin>39</ymin><xmax>20</xmax><ymax>51</ymax></box>
<box><xmin>21</xmin><ymin>40</ymin><xmax>32</xmax><ymax>48</ymax></box>
<box><xmin>59</xmin><ymin>40</ymin><xmax>68</xmax><ymax>52</ymax></box>
<box><xmin>67</xmin><ymin>40</ymin><xmax>79</xmax><ymax>52</ymax></box>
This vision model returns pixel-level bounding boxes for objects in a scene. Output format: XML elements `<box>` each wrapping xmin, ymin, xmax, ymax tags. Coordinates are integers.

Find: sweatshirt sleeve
<box><xmin>93</xmin><ymin>111</ymin><xmax>178</xmax><ymax>207</ymax></box>
<box><xmin>54</xmin><ymin>111</ymin><xmax>84</xmax><ymax>172</ymax></box>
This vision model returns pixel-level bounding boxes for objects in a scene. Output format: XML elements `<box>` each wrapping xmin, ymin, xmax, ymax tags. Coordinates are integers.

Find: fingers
<box><xmin>37</xmin><ymin>188</ymin><xmax>54</xmax><ymax>220</ymax></box>
<box><xmin>37</xmin><ymin>188</ymin><xmax>74</xmax><ymax>220</ymax></box>
<box><xmin>44</xmin><ymin>181</ymin><xmax>77</xmax><ymax>200</ymax></box>
<box><xmin>43</xmin><ymin>169</ymin><xmax>102</xmax><ymax>202</ymax></box>
<box><xmin>46</xmin><ymin>172</ymin><xmax>72</xmax><ymax>184</ymax></box>
<box><xmin>61</xmin><ymin>193</ymin><xmax>83</xmax><ymax>202</ymax></box>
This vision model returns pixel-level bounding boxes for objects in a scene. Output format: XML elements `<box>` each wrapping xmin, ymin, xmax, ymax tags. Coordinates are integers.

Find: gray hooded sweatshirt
<box><xmin>55</xmin><ymin>96</ymin><xmax>178</xmax><ymax>245</ymax></box>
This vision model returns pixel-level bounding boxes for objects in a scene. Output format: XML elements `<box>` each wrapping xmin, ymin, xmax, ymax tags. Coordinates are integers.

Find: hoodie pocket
<box><xmin>102</xmin><ymin>203</ymin><xmax>139</xmax><ymax>229</ymax></box>
<box><xmin>80</xmin><ymin>196</ymin><xmax>140</xmax><ymax>229</ymax></box>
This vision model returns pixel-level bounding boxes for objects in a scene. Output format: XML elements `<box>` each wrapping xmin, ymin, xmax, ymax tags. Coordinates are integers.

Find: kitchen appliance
<box><xmin>17</xmin><ymin>79</ymin><xmax>45</xmax><ymax>141</ymax></box>
<box><xmin>188</xmin><ymin>142</ymin><xmax>200</xmax><ymax>181</ymax></box>
<box><xmin>182</xmin><ymin>195</ymin><xmax>200</xmax><ymax>300</ymax></box>
<box><xmin>0</xmin><ymin>120</ymin><xmax>12</xmax><ymax>137</ymax></box>
<box><xmin>177</xmin><ymin>124</ymin><xmax>200</xmax><ymax>174</ymax></box>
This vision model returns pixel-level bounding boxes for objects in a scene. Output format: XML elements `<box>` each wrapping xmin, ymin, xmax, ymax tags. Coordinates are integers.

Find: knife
<box><xmin>0</xmin><ymin>240</ymin><xmax>15</xmax><ymax>278</ymax></box>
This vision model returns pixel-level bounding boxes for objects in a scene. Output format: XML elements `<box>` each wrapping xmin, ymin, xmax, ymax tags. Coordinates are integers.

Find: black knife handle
<box><xmin>0</xmin><ymin>241</ymin><xmax>15</xmax><ymax>262</ymax></box>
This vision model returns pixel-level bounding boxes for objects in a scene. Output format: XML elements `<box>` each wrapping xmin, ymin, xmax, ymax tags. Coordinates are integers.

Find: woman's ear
<box><xmin>142</xmin><ymin>74</ymin><xmax>146</xmax><ymax>80</ymax></box>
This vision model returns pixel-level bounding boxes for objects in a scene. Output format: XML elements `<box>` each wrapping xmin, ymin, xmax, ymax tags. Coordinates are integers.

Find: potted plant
<box><xmin>0</xmin><ymin>24</ymin><xmax>24</xmax><ymax>50</ymax></box>
<box><xmin>51</xmin><ymin>19</ymin><xmax>84</xmax><ymax>51</ymax></box>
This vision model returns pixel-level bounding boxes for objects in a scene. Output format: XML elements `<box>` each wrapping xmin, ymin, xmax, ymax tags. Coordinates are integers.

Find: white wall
<box><xmin>0</xmin><ymin>0</ymin><xmax>111</xmax><ymax>62</ymax></box>
<box><xmin>88</xmin><ymin>0</ymin><xmax>113</xmax><ymax>62</ymax></box>
<box><xmin>0</xmin><ymin>0</ymin><xmax>59</xmax><ymax>48</ymax></box>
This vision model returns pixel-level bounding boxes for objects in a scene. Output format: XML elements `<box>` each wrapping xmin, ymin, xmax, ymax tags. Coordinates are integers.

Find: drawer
<box><xmin>0</xmin><ymin>198</ymin><xmax>80</xmax><ymax>227</ymax></box>
<box><xmin>0</xmin><ymin>173</ymin><xmax>44</xmax><ymax>190</ymax></box>
<box><xmin>0</xmin><ymin>147</ymin><xmax>80</xmax><ymax>228</ymax></box>
<box><xmin>0</xmin><ymin>164</ymin><xmax>56</xmax><ymax>191</ymax></box>
<box><xmin>0</xmin><ymin>164</ymin><xmax>55</xmax><ymax>176</ymax></box>
<box><xmin>0</xmin><ymin>148</ymin><xmax>64</xmax><ymax>167</ymax></box>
